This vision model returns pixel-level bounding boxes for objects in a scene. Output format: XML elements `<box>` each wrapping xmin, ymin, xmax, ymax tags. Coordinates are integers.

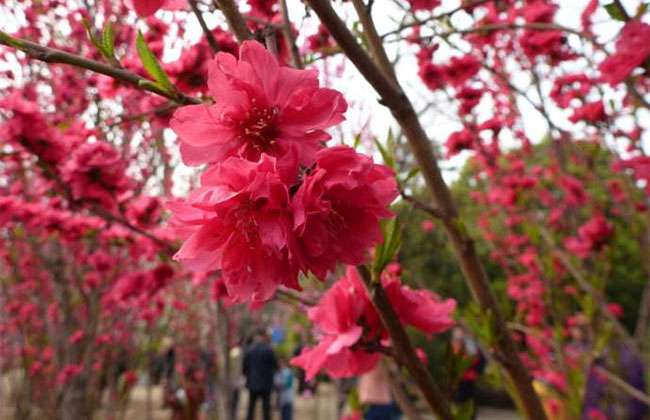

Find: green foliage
<box><xmin>83</xmin><ymin>19</ymin><xmax>119</xmax><ymax>66</ymax></box>
<box><xmin>372</xmin><ymin>217</ymin><xmax>401</xmax><ymax>280</ymax></box>
<box><xmin>604</xmin><ymin>3</ymin><xmax>628</xmax><ymax>21</ymax></box>
<box><xmin>136</xmin><ymin>31</ymin><xmax>176</xmax><ymax>94</ymax></box>
<box><xmin>102</xmin><ymin>21</ymin><xmax>116</xmax><ymax>59</ymax></box>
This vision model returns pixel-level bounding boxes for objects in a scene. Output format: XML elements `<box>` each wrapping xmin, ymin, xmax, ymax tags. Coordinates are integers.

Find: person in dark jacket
<box><xmin>243</xmin><ymin>329</ymin><xmax>278</xmax><ymax>420</ymax></box>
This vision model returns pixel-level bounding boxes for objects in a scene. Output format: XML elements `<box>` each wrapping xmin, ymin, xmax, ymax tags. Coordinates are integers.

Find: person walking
<box><xmin>359</xmin><ymin>361</ymin><xmax>401</xmax><ymax>420</ymax></box>
<box><xmin>243</xmin><ymin>329</ymin><xmax>278</xmax><ymax>420</ymax></box>
<box><xmin>275</xmin><ymin>359</ymin><xmax>295</xmax><ymax>420</ymax></box>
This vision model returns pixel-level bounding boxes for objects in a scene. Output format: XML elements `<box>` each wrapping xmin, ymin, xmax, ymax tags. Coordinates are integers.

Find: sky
<box><xmin>2</xmin><ymin>0</ymin><xmax>648</xmax><ymax>194</ymax></box>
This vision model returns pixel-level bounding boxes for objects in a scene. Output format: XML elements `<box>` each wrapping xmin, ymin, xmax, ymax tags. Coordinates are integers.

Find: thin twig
<box><xmin>276</xmin><ymin>287</ymin><xmax>316</xmax><ymax>307</ymax></box>
<box><xmin>593</xmin><ymin>366</ymin><xmax>650</xmax><ymax>406</ymax></box>
<box><xmin>278</xmin><ymin>0</ymin><xmax>303</xmax><ymax>68</ymax></box>
<box><xmin>398</xmin><ymin>185</ymin><xmax>442</xmax><ymax>218</ymax></box>
<box><xmin>351</xmin><ymin>0</ymin><xmax>397</xmax><ymax>83</ymax></box>
<box><xmin>188</xmin><ymin>0</ymin><xmax>221</xmax><ymax>53</ymax></box>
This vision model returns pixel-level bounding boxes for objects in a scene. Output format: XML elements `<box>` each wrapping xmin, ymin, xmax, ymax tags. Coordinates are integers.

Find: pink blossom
<box><xmin>61</xmin><ymin>141</ymin><xmax>132</xmax><ymax>210</ymax></box>
<box><xmin>0</xmin><ymin>92</ymin><xmax>68</xmax><ymax>165</ymax></box>
<box><xmin>56</xmin><ymin>364</ymin><xmax>83</xmax><ymax>385</ymax></box>
<box><xmin>445</xmin><ymin>55</ymin><xmax>481</xmax><ymax>86</ymax></box>
<box><xmin>291</xmin><ymin>146</ymin><xmax>398</xmax><ymax>279</ymax></box>
<box><xmin>291</xmin><ymin>268</ymin><xmax>381</xmax><ymax>380</ymax></box>
<box><xmin>446</xmin><ymin>128</ymin><xmax>477</xmax><ymax>157</ymax></box>
<box><xmin>418</xmin><ymin>61</ymin><xmax>446</xmax><ymax>91</ymax></box>
<box><xmin>522</xmin><ymin>1</ymin><xmax>557</xmax><ymax>23</ymax></box>
<box><xmin>579</xmin><ymin>214</ymin><xmax>614</xmax><ymax>249</ymax></box>
<box><xmin>291</xmin><ymin>266</ymin><xmax>454</xmax><ymax>380</ymax></box>
<box><xmin>131</xmin><ymin>0</ymin><xmax>165</xmax><ymax>16</ymax></box>
<box><xmin>68</xmin><ymin>329</ymin><xmax>85</xmax><ymax>344</ymax></box>
<box><xmin>383</xmin><ymin>276</ymin><xmax>456</xmax><ymax>335</ymax></box>
<box><xmin>421</xmin><ymin>220</ymin><xmax>434</xmax><ymax>232</ymax></box>
<box><xmin>406</xmin><ymin>0</ymin><xmax>440</xmax><ymax>12</ymax></box>
<box><xmin>247</xmin><ymin>0</ymin><xmax>277</xmax><ymax>20</ymax></box>
<box><xmin>550</xmin><ymin>74</ymin><xmax>592</xmax><ymax>108</ymax></box>
<box><xmin>169</xmin><ymin>155</ymin><xmax>297</xmax><ymax>302</ymax></box>
<box><xmin>599</xmin><ymin>22</ymin><xmax>650</xmax><ymax>85</ymax></box>
<box><xmin>569</xmin><ymin>101</ymin><xmax>606</xmax><ymax>124</ymax></box>
<box><xmin>606</xmin><ymin>302</ymin><xmax>624</xmax><ymax>319</ymax></box>
<box><xmin>564</xmin><ymin>214</ymin><xmax>614</xmax><ymax>258</ymax></box>
<box><xmin>306</xmin><ymin>25</ymin><xmax>335</xmax><ymax>53</ymax></box>
<box><xmin>171</xmin><ymin>41</ymin><xmax>346</xmax><ymax>168</ymax></box>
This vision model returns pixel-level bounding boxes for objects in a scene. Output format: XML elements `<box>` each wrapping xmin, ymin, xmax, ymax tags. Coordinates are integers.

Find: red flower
<box><xmin>606</xmin><ymin>303</ymin><xmax>624</xmax><ymax>319</ymax></box>
<box><xmin>564</xmin><ymin>214</ymin><xmax>614</xmax><ymax>258</ymax></box>
<box><xmin>520</xmin><ymin>30</ymin><xmax>568</xmax><ymax>61</ymax></box>
<box><xmin>61</xmin><ymin>141</ymin><xmax>132</xmax><ymax>210</ymax></box>
<box><xmin>171</xmin><ymin>41</ymin><xmax>346</xmax><ymax>168</ymax></box>
<box><xmin>569</xmin><ymin>101</ymin><xmax>607</xmax><ymax>124</ymax></box>
<box><xmin>291</xmin><ymin>268</ymin><xmax>382</xmax><ymax>380</ymax></box>
<box><xmin>522</xmin><ymin>1</ymin><xmax>557</xmax><ymax>23</ymax></box>
<box><xmin>578</xmin><ymin>214</ymin><xmax>614</xmax><ymax>249</ymax></box>
<box><xmin>445</xmin><ymin>55</ymin><xmax>481</xmax><ymax>87</ymax></box>
<box><xmin>68</xmin><ymin>330</ymin><xmax>85</xmax><ymax>345</ymax></box>
<box><xmin>291</xmin><ymin>266</ymin><xmax>455</xmax><ymax>380</ymax></box>
<box><xmin>131</xmin><ymin>0</ymin><xmax>165</xmax><ymax>16</ymax></box>
<box><xmin>306</xmin><ymin>25</ymin><xmax>336</xmax><ymax>53</ymax></box>
<box><xmin>599</xmin><ymin>22</ymin><xmax>650</xmax><ymax>85</ymax></box>
<box><xmin>421</xmin><ymin>220</ymin><xmax>435</xmax><ymax>232</ymax></box>
<box><xmin>0</xmin><ymin>92</ymin><xmax>68</xmax><ymax>165</ymax></box>
<box><xmin>446</xmin><ymin>128</ymin><xmax>477</xmax><ymax>157</ymax></box>
<box><xmin>291</xmin><ymin>146</ymin><xmax>398</xmax><ymax>279</ymax></box>
<box><xmin>550</xmin><ymin>74</ymin><xmax>592</xmax><ymax>108</ymax></box>
<box><xmin>383</xmin><ymin>275</ymin><xmax>456</xmax><ymax>335</ymax></box>
<box><xmin>169</xmin><ymin>155</ymin><xmax>297</xmax><ymax>302</ymax></box>
<box><xmin>418</xmin><ymin>61</ymin><xmax>446</xmax><ymax>91</ymax></box>
<box><xmin>247</xmin><ymin>0</ymin><xmax>277</xmax><ymax>20</ymax></box>
<box><xmin>407</xmin><ymin>0</ymin><xmax>440</xmax><ymax>11</ymax></box>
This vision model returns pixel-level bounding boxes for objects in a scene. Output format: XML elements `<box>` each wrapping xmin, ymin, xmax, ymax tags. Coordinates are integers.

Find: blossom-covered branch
<box><xmin>0</xmin><ymin>31</ymin><xmax>201</xmax><ymax>105</ymax></box>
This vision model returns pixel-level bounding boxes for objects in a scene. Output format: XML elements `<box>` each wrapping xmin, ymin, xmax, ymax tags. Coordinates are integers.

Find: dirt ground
<box><xmin>2</xmin><ymin>382</ymin><xmax>520</xmax><ymax>419</ymax></box>
<box><xmin>120</xmin><ymin>383</ymin><xmax>520</xmax><ymax>420</ymax></box>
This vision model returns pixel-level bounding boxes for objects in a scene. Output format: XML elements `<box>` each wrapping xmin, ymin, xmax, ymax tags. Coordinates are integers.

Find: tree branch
<box><xmin>188</xmin><ymin>0</ymin><xmax>221</xmax><ymax>53</ymax></box>
<box><xmin>0</xmin><ymin>31</ymin><xmax>201</xmax><ymax>105</ymax></box>
<box><xmin>278</xmin><ymin>0</ymin><xmax>303</xmax><ymax>68</ymax></box>
<box><xmin>357</xmin><ymin>266</ymin><xmax>454</xmax><ymax>420</ymax></box>
<box><xmin>593</xmin><ymin>366</ymin><xmax>650</xmax><ymax>406</ymax></box>
<box><xmin>304</xmin><ymin>2</ymin><xmax>547</xmax><ymax>419</ymax></box>
<box><xmin>214</xmin><ymin>0</ymin><xmax>253</xmax><ymax>42</ymax></box>
<box><xmin>350</xmin><ymin>0</ymin><xmax>397</xmax><ymax>83</ymax></box>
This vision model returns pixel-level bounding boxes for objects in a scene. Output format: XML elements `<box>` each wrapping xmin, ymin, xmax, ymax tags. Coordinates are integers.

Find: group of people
<box><xmin>234</xmin><ymin>328</ymin><xmax>294</xmax><ymax>420</ymax></box>
<box><xmin>157</xmin><ymin>326</ymin><xmax>487</xmax><ymax>420</ymax></box>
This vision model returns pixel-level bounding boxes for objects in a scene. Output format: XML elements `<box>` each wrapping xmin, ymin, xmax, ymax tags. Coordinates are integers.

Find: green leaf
<box><xmin>102</xmin><ymin>21</ymin><xmax>116</xmax><ymax>59</ymax></box>
<box><xmin>636</xmin><ymin>3</ymin><xmax>649</xmax><ymax>18</ymax></box>
<box><xmin>372</xmin><ymin>217</ymin><xmax>401</xmax><ymax>278</ymax></box>
<box><xmin>403</xmin><ymin>167</ymin><xmax>420</xmax><ymax>184</ymax></box>
<box><xmin>604</xmin><ymin>3</ymin><xmax>627</xmax><ymax>21</ymax></box>
<box><xmin>374</xmin><ymin>129</ymin><xmax>396</xmax><ymax>170</ymax></box>
<box><xmin>353</xmin><ymin>132</ymin><xmax>362</xmax><ymax>149</ymax></box>
<box><xmin>136</xmin><ymin>31</ymin><xmax>176</xmax><ymax>94</ymax></box>
<box><xmin>82</xmin><ymin>18</ymin><xmax>105</xmax><ymax>54</ymax></box>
